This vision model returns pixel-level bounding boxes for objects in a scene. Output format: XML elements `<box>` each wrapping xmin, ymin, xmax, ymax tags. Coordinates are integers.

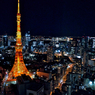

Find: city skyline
<box><xmin>0</xmin><ymin>1</ymin><xmax>95</xmax><ymax>94</ymax></box>
<box><xmin>0</xmin><ymin>0</ymin><xmax>95</xmax><ymax>37</ymax></box>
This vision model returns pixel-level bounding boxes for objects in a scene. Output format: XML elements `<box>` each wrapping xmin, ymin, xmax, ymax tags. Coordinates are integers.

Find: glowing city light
<box><xmin>89</xmin><ymin>81</ymin><xmax>92</xmax><ymax>85</ymax></box>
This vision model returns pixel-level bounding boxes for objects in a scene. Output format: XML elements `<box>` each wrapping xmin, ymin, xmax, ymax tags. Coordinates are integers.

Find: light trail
<box><xmin>0</xmin><ymin>71</ymin><xmax>8</xmax><ymax>95</ymax></box>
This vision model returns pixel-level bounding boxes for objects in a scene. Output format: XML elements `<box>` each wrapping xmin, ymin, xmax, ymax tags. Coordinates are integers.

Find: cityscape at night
<box><xmin>0</xmin><ymin>0</ymin><xmax>95</xmax><ymax>95</ymax></box>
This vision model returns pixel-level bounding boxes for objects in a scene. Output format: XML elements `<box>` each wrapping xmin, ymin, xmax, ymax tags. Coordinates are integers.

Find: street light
<box><xmin>89</xmin><ymin>81</ymin><xmax>92</xmax><ymax>85</ymax></box>
<box><xmin>89</xmin><ymin>80</ymin><xmax>95</xmax><ymax>90</ymax></box>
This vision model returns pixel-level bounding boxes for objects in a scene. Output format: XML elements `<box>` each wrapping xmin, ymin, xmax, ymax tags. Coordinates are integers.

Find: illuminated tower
<box><xmin>8</xmin><ymin>0</ymin><xmax>30</xmax><ymax>79</ymax></box>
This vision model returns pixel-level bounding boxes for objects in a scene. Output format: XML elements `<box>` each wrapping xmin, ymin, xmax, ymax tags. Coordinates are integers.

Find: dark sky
<box><xmin>0</xmin><ymin>0</ymin><xmax>95</xmax><ymax>37</ymax></box>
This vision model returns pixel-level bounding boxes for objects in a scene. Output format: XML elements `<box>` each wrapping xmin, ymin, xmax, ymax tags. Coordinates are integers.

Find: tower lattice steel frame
<box><xmin>8</xmin><ymin>0</ymin><xmax>30</xmax><ymax>80</ymax></box>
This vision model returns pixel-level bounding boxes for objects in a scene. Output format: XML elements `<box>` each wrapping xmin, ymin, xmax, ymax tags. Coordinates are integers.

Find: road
<box><xmin>58</xmin><ymin>64</ymin><xmax>74</xmax><ymax>89</ymax></box>
<box><xmin>50</xmin><ymin>63</ymin><xmax>74</xmax><ymax>95</ymax></box>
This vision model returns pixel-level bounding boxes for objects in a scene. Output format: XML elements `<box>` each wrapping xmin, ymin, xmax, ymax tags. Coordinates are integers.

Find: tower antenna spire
<box><xmin>18</xmin><ymin>0</ymin><xmax>20</xmax><ymax>13</ymax></box>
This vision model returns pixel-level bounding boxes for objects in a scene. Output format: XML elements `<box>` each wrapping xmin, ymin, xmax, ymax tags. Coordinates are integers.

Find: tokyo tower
<box><xmin>8</xmin><ymin>0</ymin><xmax>30</xmax><ymax>80</ymax></box>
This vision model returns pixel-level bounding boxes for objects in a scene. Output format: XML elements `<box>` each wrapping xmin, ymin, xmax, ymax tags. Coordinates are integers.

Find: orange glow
<box><xmin>8</xmin><ymin>0</ymin><xmax>31</xmax><ymax>80</ymax></box>
<box><xmin>18</xmin><ymin>0</ymin><xmax>20</xmax><ymax>13</ymax></box>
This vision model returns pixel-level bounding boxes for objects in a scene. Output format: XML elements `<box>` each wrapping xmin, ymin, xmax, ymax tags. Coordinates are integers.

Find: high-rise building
<box><xmin>8</xmin><ymin>0</ymin><xmax>30</xmax><ymax>80</ymax></box>
<box><xmin>92</xmin><ymin>38</ymin><xmax>95</xmax><ymax>48</ymax></box>
<box><xmin>3</xmin><ymin>34</ymin><xmax>8</xmax><ymax>47</ymax></box>
<box><xmin>47</xmin><ymin>46</ymin><xmax>54</xmax><ymax>62</ymax></box>
<box><xmin>25</xmin><ymin>31</ymin><xmax>30</xmax><ymax>46</ymax></box>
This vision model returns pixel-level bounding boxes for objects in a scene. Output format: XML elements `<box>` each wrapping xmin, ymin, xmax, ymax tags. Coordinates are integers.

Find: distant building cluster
<box><xmin>0</xmin><ymin>34</ymin><xmax>95</xmax><ymax>95</ymax></box>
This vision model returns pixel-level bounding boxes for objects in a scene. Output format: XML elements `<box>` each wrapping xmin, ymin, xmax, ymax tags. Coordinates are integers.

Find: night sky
<box><xmin>0</xmin><ymin>0</ymin><xmax>95</xmax><ymax>37</ymax></box>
